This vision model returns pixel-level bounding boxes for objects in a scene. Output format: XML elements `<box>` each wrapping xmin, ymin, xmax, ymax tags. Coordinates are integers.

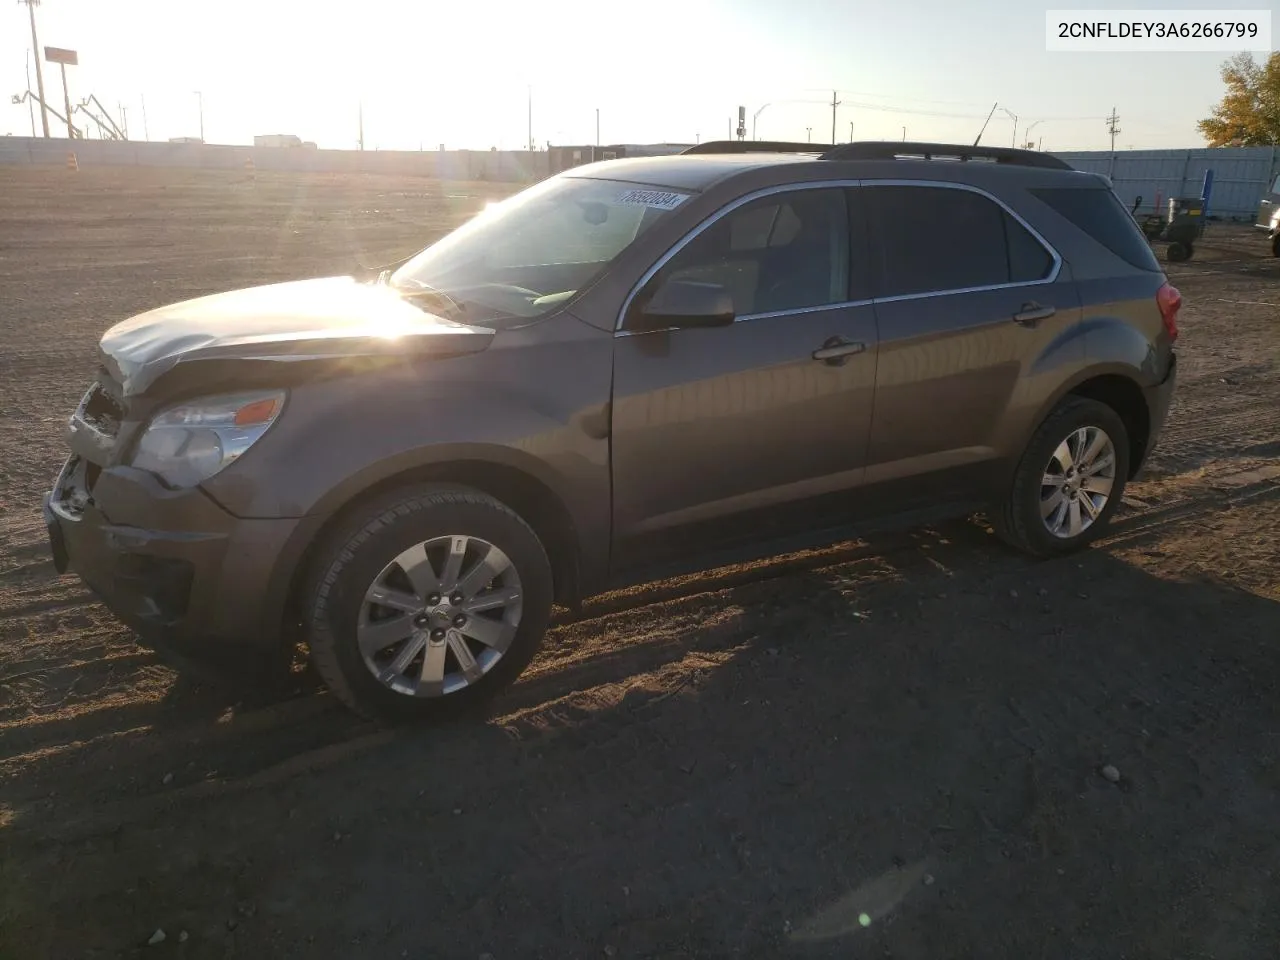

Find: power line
<box><xmin>841</xmin><ymin>98</ymin><xmax>1111</xmax><ymax>122</ymax></box>
<box><xmin>801</xmin><ymin>87</ymin><xmax>1114</xmax><ymax>123</ymax></box>
<box><xmin>841</xmin><ymin>100</ymin><xmax>991</xmax><ymax>121</ymax></box>
<box><xmin>801</xmin><ymin>87</ymin><xmax>995</xmax><ymax>108</ymax></box>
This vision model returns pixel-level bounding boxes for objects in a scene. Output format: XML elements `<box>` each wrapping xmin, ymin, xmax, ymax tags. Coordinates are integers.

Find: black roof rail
<box><xmin>681</xmin><ymin>139</ymin><xmax>833</xmax><ymax>155</ymax></box>
<box><xmin>821</xmin><ymin>140</ymin><xmax>1073</xmax><ymax>171</ymax></box>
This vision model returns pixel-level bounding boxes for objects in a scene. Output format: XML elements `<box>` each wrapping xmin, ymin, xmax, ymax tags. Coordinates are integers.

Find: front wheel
<box><xmin>994</xmin><ymin>397</ymin><xmax>1131</xmax><ymax>557</ymax></box>
<box><xmin>305</xmin><ymin>485</ymin><xmax>553</xmax><ymax>722</ymax></box>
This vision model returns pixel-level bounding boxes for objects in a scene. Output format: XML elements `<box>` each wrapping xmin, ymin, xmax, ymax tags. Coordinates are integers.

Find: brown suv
<box><xmin>44</xmin><ymin>141</ymin><xmax>1180</xmax><ymax>721</ymax></box>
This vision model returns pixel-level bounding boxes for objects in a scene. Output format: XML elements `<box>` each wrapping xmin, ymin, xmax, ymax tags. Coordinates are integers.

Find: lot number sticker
<box><xmin>615</xmin><ymin>189</ymin><xmax>689</xmax><ymax>210</ymax></box>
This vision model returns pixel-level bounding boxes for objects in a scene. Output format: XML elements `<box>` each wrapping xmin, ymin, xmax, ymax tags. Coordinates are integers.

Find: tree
<box><xmin>1198</xmin><ymin>52</ymin><xmax>1280</xmax><ymax>147</ymax></box>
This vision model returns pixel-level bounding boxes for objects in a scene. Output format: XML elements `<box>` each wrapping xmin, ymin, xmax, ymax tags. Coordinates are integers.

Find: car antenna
<box><xmin>973</xmin><ymin>102</ymin><xmax>998</xmax><ymax>146</ymax></box>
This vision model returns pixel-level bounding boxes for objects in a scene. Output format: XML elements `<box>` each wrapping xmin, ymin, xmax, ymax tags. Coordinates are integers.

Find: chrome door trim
<box><xmin>613</xmin><ymin>177</ymin><xmax>1066</xmax><ymax>334</ymax></box>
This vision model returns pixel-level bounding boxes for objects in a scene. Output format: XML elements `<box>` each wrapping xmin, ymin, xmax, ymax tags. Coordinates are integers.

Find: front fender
<box><xmin>201</xmin><ymin>330</ymin><xmax>614</xmax><ymax>557</ymax></box>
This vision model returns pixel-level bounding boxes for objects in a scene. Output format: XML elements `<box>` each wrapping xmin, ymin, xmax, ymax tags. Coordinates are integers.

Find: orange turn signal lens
<box><xmin>234</xmin><ymin>397</ymin><xmax>280</xmax><ymax>426</ymax></box>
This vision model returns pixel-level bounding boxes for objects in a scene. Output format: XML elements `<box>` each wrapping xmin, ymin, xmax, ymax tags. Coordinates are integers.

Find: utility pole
<box><xmin>848</xmin><ymin>120</ymin><xmax>853</xmax><ymax>142</ymax></box>
<box><xmin>527</xmin><ymin>85</ymin><xmax>532</xmax><ymax>152</ymax></box>
<box><xmin>23</xmin><ymin>0</ymin><xmax>50</xmax><ymax>137</ymax></box>
<box><xmin>829</xmin><ymin>89</ymin><xmax>841</xmax><ymax>145</ymax></box>
<box><xmin>1105</xmin><ymin>107</ymin><xmax>1121</xmax><ymax>152</ymax></box>
<box><xmin>902</xmin><ymin>126</ymin><xmax>906</xmax><ymax>142</ymax></box>
<box><xmin>806</xmin><ymin>126</ymin><xmax>812</xmax><ymax>142</ymax></box>
<box><xmin>195</xmin><ymin>90</ymin><xmax>203</xmax><ymax>142</ymax></box>
<box><xmin>595</xmin><ymin>107</ymin><xmax>600</xmax><ymax>147</ymax></box>
<box><xmin>358</xmin><ymin>100</ymin><xmax>364</xmax><ymax>150</ymax></box>
<box><xmin>141</xmin><ymin>94</ymin><xmax>149</xmax><ymax>140</ymax></box>
<box><xmin>1105</xmin><ymin>107</ymin><xmax>1121</xmax><ymax>178</ymax></box>
<box><xmin>120</xmin><ymin>105</ymin><xmax>128</xmax><ymax>139</ymax></box>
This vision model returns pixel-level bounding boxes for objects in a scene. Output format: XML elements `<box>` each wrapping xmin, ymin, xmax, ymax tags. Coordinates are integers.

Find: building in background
<box><xmin>547</xmin><ymin>143</ymin><xmax>691</xmax><ymax>175</ymax></box>
<box><xmin>254</xmin><ymin>134</ymin><xmax>305</xmax><ymax>148</ymax></box>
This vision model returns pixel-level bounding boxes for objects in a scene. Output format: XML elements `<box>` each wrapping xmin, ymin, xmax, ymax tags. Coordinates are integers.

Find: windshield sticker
<box><xmin>614</xmin><ymin>189</ymin><xmax>689</xmax><ymax>210</ymax></box>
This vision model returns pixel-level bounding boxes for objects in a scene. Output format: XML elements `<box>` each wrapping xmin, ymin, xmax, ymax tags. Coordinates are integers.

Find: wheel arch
<box><xmin>274</xmin><ymin>448</ymin><xmax>590</xmax><ymax>646</ymax></box>
<box><xmin>1031</xmin><ymin>366</ymin><xmax>1152</xmax><ymax>479</ymax></box>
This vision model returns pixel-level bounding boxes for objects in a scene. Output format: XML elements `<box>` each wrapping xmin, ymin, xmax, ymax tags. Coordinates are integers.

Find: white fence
<box><xmin>5</xmin><ymin>136</ymin><xmax>1279</xmax><ymax>218</ymax></box>
<box><xmin>1053</xmin><ymin>147</ymin><xmax>1280</xmax><ymax>220</ymax></box>
<box><xmin>0</xmin><ymin>136</ymin><xmax>549</xmax><ymax>183</ymax></box>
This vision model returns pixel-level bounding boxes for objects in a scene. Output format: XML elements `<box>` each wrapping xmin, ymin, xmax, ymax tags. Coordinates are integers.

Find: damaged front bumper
<box><xmin>43</xmin><ymin>451</ymin><xmax>310</xmax><ymax>653</ymax></box>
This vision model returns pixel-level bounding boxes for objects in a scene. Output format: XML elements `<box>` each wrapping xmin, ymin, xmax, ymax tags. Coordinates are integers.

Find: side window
<box><xmin>652</xmin><ymin>188</ymin><xmax>849</xmax><ymax>317</ymax></box>
<box><xmin>869</xmin><ymin>185</ymin><xmax>1010</xmax><ymax>297</ymax></box>
<box><xmin>1005</xmin><ymin>213</ymin><xmax>1054</xmax><ymax>282</ymax></box>
<box><xmin>1271</xmin><ymin>173</ymin><xmax>1280</xmax><ymax>195</ymax></box>
<box><xmin>1031</xmin><ymin>186</ymin><xmax>1161</xmax><ymax>272</ymax></box>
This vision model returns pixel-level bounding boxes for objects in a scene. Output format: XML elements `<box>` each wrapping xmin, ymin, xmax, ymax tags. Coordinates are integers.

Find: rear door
<box><xmin>609</xmin><ymin>184</ymin><xmax>879</xmax><ymax>574</ymax></box>
<box><xmin>860</xmin><ymin>181</ymin><xmax>1081</xmax><ymax>508</ymax></box>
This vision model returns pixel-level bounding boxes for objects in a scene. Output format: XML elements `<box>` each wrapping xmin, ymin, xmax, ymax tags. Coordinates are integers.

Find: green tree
<box><xmin>1198</xmin><ymin>52</ymin><xmax>1280</xmax><ymax>146</ymax></box>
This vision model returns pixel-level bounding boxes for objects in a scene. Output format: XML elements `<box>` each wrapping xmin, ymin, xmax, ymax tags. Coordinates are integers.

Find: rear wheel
<box><xmin>305</xmin><ymin>485</ymin><xmax>553</xmax><ymax>722</ymax></box>
<box><xmin>1166</xmin><ymin>241</ymin><xmax>1191</xmax><ymax>262</ymax></box>
<box><xmin>1271</xmin><ymin>233</ymin><xmax>1280</xmax><ymax>258</ymax></box>
<box><xmin>994</xmin><ymin>397</ymin><xmax>1130</xmax><ymax>557</ymax></box>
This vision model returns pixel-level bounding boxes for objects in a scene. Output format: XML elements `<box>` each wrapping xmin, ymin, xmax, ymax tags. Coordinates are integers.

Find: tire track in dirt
<box><xmin>3</xmin><ymin>457</ymin><xmax>1276</xmax><ymax>847</ymax></box>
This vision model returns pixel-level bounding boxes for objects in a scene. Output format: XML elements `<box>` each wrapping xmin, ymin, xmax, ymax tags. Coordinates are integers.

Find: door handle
<box><xmin>812</xmin><ymin>336</ymin><xmax>866</xmax><ymax>365</ymax></box>
<box><xmin>1012</xmin><ymin>302</ymin><xmax>1056</xmax><ymax>326</ymax></box>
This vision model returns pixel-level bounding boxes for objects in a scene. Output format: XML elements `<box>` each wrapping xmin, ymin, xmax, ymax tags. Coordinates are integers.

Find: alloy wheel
<box><xmin>357</xmin><ymin>535</ymin><xmax>523</xmax><ymax>697</ymax></box>
<box><xmin>1040</xmin><ymin>425</ymin><xmax>1117</xmax><ymax>539</ymax></box>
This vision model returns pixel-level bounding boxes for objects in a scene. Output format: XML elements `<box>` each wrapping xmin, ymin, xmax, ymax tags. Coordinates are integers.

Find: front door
<box><xmin>859</xmin><ymin>181</ymin><xmax>1082</xmax><ymax>509</ymax></box>
<box><xmin>609</xmin><ymin>185</ymin><xmax>878</xmax><ymax>575</ymax></box>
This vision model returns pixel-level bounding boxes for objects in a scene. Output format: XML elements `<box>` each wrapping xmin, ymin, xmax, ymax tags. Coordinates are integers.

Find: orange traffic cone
<box><xmin>66</xmin><ymin>151</ymin><xmax>78</xmax><ymax>171</ymax></box>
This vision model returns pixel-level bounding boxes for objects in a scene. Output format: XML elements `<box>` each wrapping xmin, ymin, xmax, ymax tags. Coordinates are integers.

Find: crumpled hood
<box><xmin>99</xmin><ymin>275</ymin><xmax>495</xmax><ymax>397</ymax></box>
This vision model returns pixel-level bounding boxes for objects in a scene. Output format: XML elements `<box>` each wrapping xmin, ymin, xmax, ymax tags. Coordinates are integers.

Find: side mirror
<box><xmin>630</xmin><ymin>278</ymin><xmax>735</xmax><ymax>332</ymax></box>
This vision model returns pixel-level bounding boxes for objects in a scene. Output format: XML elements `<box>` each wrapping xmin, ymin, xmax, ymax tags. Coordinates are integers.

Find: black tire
<box><xmin>305</xmin><ymin>485</ymin><xmax>553</xmax><ymax>723</ymax></box>
<box><xmin>993</xmin><ymin>397</ymin><xmax>1131</xmax><ymax>558</ymax></box>
<box><xmin>1271</xmin><ymin>233</ymin><xmax>1280</xmax><ymax>258</ymax></box>
<box><xmin>1165</xmin><ymin>241</ymin><xmax>1190</xmax><ymax>262</ymax></box>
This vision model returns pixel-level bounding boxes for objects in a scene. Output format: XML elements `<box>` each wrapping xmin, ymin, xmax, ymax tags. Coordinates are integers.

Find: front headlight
<box><xmin>130</xmin><ymin>390</ymin><xmax>286</xmax><ymax>488</ymax></box>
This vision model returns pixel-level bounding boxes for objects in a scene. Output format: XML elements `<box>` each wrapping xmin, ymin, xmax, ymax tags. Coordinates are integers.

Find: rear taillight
<box><xmin>1157</xmin><ymin>281</ymin><xmax>1180</xmax><ymax>342</ymax></box>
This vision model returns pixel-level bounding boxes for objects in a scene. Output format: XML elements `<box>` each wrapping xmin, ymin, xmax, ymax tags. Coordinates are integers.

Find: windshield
<box><xmin>388</xmin><ymin>176</ymin><xmax>692</xmax><ymax>327</ymax></box>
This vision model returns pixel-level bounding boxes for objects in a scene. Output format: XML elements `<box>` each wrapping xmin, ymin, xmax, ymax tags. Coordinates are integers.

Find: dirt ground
<box><xmin>2</xmin><ymin>166</ymin><xmax>1279</xmax><ymax>959</ymax></box>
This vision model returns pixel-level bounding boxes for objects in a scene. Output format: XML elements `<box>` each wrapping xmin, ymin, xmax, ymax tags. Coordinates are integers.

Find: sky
<box><xmin>0</xmin><ymin>0</ymin><xmax>1271</xmax><ymax>152</ymax></box>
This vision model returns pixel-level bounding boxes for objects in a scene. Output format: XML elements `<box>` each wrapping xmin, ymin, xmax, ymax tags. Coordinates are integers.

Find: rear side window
<box><xmin>1031</xmin><ymin>186</ymin><xmax>1162</xmax><ymax>272</ymax></box>
<box><xmin>867</xmin><ymin>185</ymin><xmax>1054</xmax><ymax>297</ymax></box>
<box><xmin>1006</xmin><ymin>214</ymin><xmax>1054</xmax><ymax>282</ymax></box>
